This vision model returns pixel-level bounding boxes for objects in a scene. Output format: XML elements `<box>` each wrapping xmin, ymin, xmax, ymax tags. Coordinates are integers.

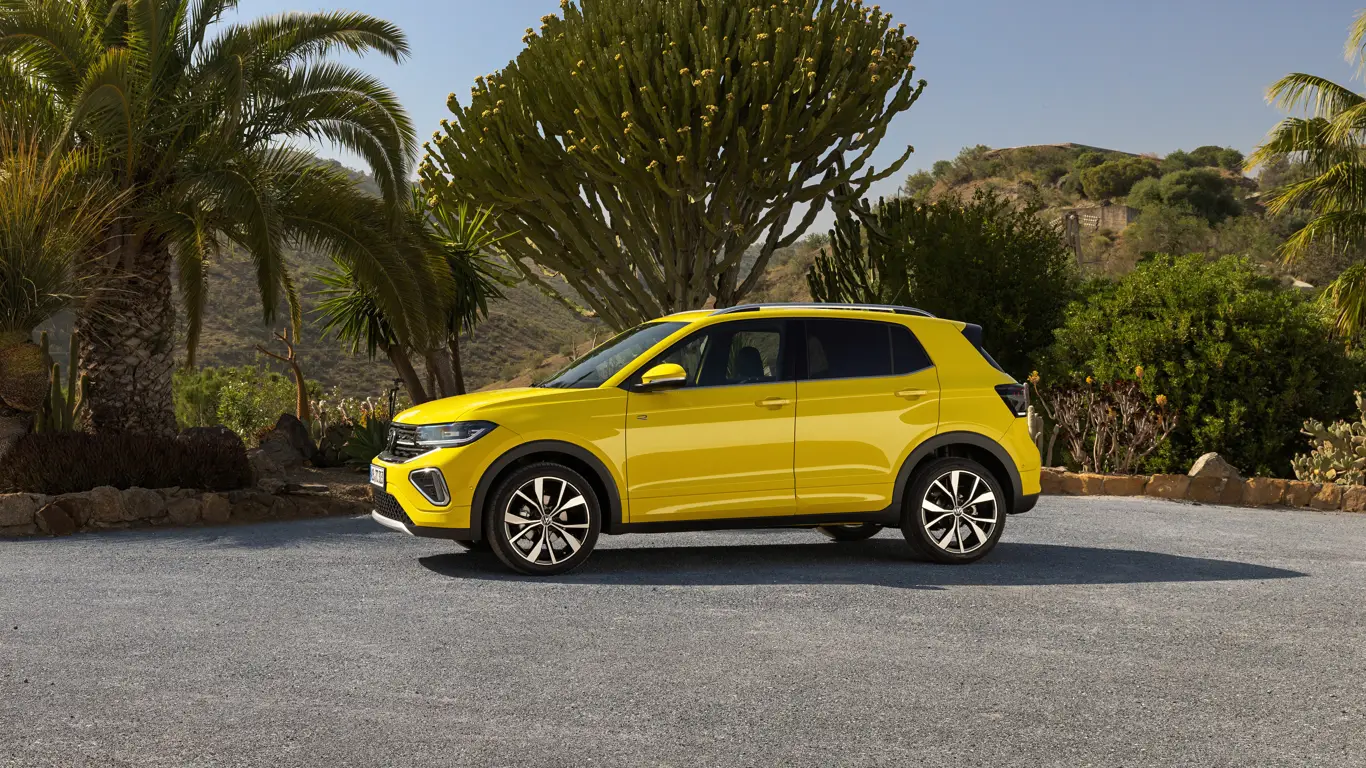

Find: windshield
<box><xmin>537</xmin><ymin>321</ymin><xmax>689</xmax><ymax>389</ymax></box>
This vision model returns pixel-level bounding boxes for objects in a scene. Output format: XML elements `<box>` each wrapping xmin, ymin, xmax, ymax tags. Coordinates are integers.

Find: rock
<box><xmin>315</xmin><ymin>424</ymin><xmax>351</xmax><ymax>468</ymax></box>
<box><xmin>1039</xmin><ymin>468</ymin><xmax>1065</xmax><ymax>495</ymax></box>
<box><xmin>85</xmin><ymin>486</ymin><xmax>125</xmax><ymax>525</ymax></box>
<box><xmin>272</xmin><ymin>413</ymin><xmax>319</xmax><ymax>464</ymax></box>
<box><xmin>1282</xmin><ymin>481</ymin><xmax>1319</xmax><ymax>507</ymax></box>
<box><xmin>35</xmin><ymin>502</ymin><xmax>76</xmax><ymax>536</ymax></box>
<box><xmin>121</xmin><ymin>487</ymin><xmax>166</xmax><ymax>522</ymax></box>
<box><xmin>201</xmin><ymin>493</ymin><xmax>231</xmax><ymax>525</ymax></box>
<box><xmin>1102</xmin><ymin>475</ymin><xmax>1148</xmax><ymax>496</ymax></box>
<box><xmin>1187</xmin><ymin>476</ymin><xmax>1227</xmax><ymax>504</ymax></box>
<box><xmin>1341</xmin><ymin>486</ymin><xmax>1366</xmax><ymax>514</ymax></box>
<box><xmin>285</xmin><ymin>483</ymin><xmax>330</xmax><ymax>495</ymax></box>
<box><xmin>0</xmin><ymin>493</ymin><xmax>45</xmax><ymax>527</ymax></box>
<box><xmin>1310</xmin><ymin>483</ymin><xmax>1343</xmax><ymax>511</ymax></box>
<box><xmin>248</xmin><ymin>446</ymin><xmax>287</xmax><ymax>484</ymax></box>
<box><xmin>1219</xmin><ymin>479</ymin><xmax>1246</xmax><ymax>506</ymax></box>
<box><xmin>165</xmin><ymin>498</ymin><xmax>201</xmax><ymax>526</ymax></box>
<box><xmin>1145</xmin><ymin>474</ymin><xmax>1190</xmax><ymax>501</ymax></box>
<box><xmin>1061</xmin><ymin>473</ymin><xmax>1105</xmax><ymax>495</ymax></box>
<box><xmin>255</xmin><ymin>434</ymin><xmax>303</xmax><ymax>471</ymax></box>
<box><xmin>0</xmin><ymin>523</ymin><xmax>38</xmax><ymax>537</ymax></box>
<box><xmin>1188</xmin><ymin>453</ymin><xmax>1241</xmax><ymax>481</ymax></box>
<box><xmin>257</xmin><ymin>477</ymin><xmax>288</xmax><ymax>495</ymax></box>
<box><xmin>1243</xmin><ymin>478</ymin><xmax>1286</xmax><ymax>507</ymax></box>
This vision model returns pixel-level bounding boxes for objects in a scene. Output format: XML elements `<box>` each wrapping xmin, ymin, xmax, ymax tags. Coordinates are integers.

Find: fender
<box><xmin>891</xmin><ymin>431</ymin><xmax>1025</xmax><ymax>518</ymax></box>
<box><xmin>468</xmin><ymin>440</ymin><xmax>624</xmax><ymax>540</ymax></box>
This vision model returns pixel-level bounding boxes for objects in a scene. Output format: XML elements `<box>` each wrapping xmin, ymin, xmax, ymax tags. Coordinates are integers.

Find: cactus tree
<box><xmin>421</xmin><ymin>0</ymin><xmax>925</xmax><ymax>329</ymax></box>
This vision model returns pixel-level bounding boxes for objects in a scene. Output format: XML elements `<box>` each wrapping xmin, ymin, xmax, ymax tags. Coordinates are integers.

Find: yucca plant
<box><xmin>1249</xmin><ymin>10</ymin><xmax>1366</xmax><ymax>340</ymax></box>
<box><xmin>0</xmin><ymin>0</ymin><xmax>424</xmax><ymax>436</ymax></box>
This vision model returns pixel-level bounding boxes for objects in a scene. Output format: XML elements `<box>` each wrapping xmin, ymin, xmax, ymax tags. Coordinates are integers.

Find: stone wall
<box><xmin>1041</xmin><ymin>469</ymin><xmax>1366</xmax><ymax>514</ymax></box>
<box><xmin>0</xmin><ymin>484</ymin><xmax>374</xmax><ymax>537</ymax></box>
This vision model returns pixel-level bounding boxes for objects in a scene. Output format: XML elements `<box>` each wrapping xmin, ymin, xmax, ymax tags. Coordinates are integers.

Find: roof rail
<box><xmin>711</xmin><ymin>303</ymin><xmax>936</xmax><ymax>318</ymax></box>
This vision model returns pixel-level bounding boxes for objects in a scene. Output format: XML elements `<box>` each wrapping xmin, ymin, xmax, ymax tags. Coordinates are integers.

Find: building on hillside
<box><xmin>1054</xmin><ymin>203</ymin><xmax>1140</xmax><ymax>265</ymax></box>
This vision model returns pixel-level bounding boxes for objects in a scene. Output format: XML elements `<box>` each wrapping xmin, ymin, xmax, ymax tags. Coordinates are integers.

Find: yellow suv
<box><xmin>369</xmin><ymin>304</ymin><xmax>1041</xmax><ymax>575</ymax></box>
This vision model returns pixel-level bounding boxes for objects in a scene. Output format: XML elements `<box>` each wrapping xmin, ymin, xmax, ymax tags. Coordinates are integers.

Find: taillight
<box><xmin>996</xmin><ymin>384</ymin><xmax>1028</xmax><ymax>417</ymax></box>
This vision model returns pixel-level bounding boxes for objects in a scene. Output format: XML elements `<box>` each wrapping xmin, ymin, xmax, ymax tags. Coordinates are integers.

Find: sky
<box><xmin>235</xmin><ymin>0</ymin><xmax>1366</xmax><ymax>222</ymax></box>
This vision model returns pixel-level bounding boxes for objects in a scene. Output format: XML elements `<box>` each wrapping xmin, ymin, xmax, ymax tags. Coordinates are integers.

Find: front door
<box><xmin>794</xmin><ymin>318</ymin><xmax>941</xmax><ymax>515</ymax></box>
<box><xmin>625</xmin><ymin>319</ymin><xmax>796</xmax><ymax>523</ymax></box>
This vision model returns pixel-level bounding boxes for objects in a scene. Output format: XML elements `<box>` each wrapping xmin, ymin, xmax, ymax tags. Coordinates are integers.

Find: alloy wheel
<box><xmin>502</xmin><ymin>476</ymin><xmax>592</xmax><ymax>567</ymax></box>
<box><xmin>920</xmin><ymin>469</ymin><xmax>999</xmax><ymax>555</ymax></box>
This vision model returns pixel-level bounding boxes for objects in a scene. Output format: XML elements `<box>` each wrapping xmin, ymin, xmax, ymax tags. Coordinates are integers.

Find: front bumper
<box><xmin>371</xmin><ymin>487</ymin><xmax>473</xmax><ymax>540</ymax></box>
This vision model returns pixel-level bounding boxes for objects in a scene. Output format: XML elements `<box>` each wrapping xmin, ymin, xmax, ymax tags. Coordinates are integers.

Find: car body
<box><xmin>370</xmin><ymin>303</ymin><xmax>1041</xmax><ymax>575</ymax></box>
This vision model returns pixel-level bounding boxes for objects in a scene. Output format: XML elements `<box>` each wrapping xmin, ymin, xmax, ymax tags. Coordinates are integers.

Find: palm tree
<box><xmin>1249</xmin><ymin>10</ymin><xmax>1366</xmax><ymax>339</ymax></box>
<box><xmin>0</xmin><ymin>129</ymin><xmax>122</xmax><ymax>452</ymax></box>
<box><xmin>0</xmin><ymin>0</ymin><xmax>424</xmax><ymax>436</ymax></box>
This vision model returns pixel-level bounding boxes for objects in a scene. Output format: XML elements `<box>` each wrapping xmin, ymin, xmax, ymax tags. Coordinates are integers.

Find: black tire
<box><xmin>816</xmin><ymin>523</ymin><xmax>883</xmax><ymax>542</ymax></box>
<box><xmin>453</xmin><ymin>539</ymin><xmax>490</xmax><ymax>553</ymax></box>
<box><xmin>901</xmin><ymin>457</ymin><xmax>1006</xmax><ymax>565</ymax></box>
<box><xmin>485</xmin><ymin>462</ymin><xmax>601</xmax><ymax>576</ymax></box>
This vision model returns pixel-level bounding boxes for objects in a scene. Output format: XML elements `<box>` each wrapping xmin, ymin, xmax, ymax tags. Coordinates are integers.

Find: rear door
<box><xmin>794</xmin><ymin>318</ymin><xmax>940</xmax><ymax>515</ymax></box>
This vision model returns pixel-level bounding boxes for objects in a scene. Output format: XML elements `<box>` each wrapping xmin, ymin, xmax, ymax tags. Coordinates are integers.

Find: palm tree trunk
<box><xmin>425</xmin><ymin>349</ymin><xmax>459</xmax><ymax>398</ymax></box>
<box><xmin>448</xmin><ymin>337</ymin><xmax>467</xmax><ymax>396</ymax></box>
<box><xmin>382</xmin><ymin>342</ymin><xmax>429</xmax><ymax>405</ymax></box>
<box><xmin>78</xmin><ymin>245</ymin><xmax>178</xmax><ymax>437</ymax></box>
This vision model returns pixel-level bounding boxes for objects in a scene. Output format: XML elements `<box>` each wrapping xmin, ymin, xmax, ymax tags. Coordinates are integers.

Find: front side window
<box><xmin>636</xmin><ymin>320</ymin><xmax>788</xmax><ymax>388</ymax></box>
<box><xmin>539</xmin><ymin>321</ymin><xmax>688</xmax><ymax>389</ymax></box>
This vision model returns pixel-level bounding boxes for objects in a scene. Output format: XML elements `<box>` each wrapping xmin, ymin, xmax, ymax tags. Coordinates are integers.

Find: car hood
<box><xmin>394</xmin><ymin>387</ymin><xmax>571</xmax><ymax>425</ymax></box>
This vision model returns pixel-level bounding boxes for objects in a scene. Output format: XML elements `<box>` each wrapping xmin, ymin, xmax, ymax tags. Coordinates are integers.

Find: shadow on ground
<box><xmin>418</xmin><ymin>539</ymin><xmax>1305</xmax><ymax>589</ymax></box>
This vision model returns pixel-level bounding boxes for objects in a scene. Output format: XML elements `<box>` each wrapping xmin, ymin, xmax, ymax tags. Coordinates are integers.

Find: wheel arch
<box><xmin>892</xmin><ymin>432</ymin><xmax>1024</xmax><ymax>520</ymax></box>
<box><xmin>469</xmin><ymin>440</ymin><xmax>624</xmax><ymax>541</ymax></box>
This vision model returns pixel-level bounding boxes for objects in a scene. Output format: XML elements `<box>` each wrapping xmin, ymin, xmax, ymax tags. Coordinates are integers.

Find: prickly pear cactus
<box><xmin>1292</xmin><ymin>391</ymin><xmax>1366</xmax><ymax>485</ymax></box>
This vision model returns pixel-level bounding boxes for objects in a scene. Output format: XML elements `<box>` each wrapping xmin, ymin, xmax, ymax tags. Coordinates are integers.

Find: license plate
<box><xmin>370</xmin><ymin>464</ymin><xmax>386</xmax><ymax>488</ymax></box>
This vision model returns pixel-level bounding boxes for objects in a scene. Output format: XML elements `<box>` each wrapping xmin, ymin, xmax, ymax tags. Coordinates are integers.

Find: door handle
<box><xmin>896</xmin><ymin>389</ymin><xmax>931</xmax><ymax>399</ymax></box>
<box><xmin>757</xmin><ymin>397</ymin><xmax>792</xmax><ymax>408</ymax></box>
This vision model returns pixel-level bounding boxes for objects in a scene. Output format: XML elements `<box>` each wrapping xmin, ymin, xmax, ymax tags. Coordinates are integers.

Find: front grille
<box><xmin>373</xmin><ymin>488</ymin><xmax>413</xmax><ymax>526</ymax></box>
<box><xmin>381</xmin><ymin>423</ymin><xmax>427</xmax><ymax>462</ymax></box>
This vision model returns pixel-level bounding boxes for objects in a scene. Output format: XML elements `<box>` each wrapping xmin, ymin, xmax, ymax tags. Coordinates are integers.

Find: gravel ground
<box><xmin>2</xmin><ymin>496</ymin><xmax>1364</xmax><ymax>768</ymax></box>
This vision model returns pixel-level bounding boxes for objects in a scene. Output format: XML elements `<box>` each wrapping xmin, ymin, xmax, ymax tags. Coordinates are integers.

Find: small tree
<box><xmin>422</xmin><ymin>0</ymin><xmax>926</xmax><ymax>329</ymax></box>
<box><xmin>1080</xmin><ymin>157</ymin><xmax>1159</xmax><ymax>199</ymax></box>
<box><xmin>807</xmin><ymin>190</ymin><xmax>1075</xmax><ymax>376</ymax></box>
<box><xmin>1127</xmin><ymin>168</ymin><xmax>1242</xmax><ymax>223</ymax></box>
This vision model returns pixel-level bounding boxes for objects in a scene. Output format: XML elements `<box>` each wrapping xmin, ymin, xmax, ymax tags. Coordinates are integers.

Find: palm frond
<box><xmin>1322</xmin><ymin>262</ymin><xmax>1366</xmax><ymax>338</ymax></box>
<box><xmin>1265</xmin><ymin>72</ymin><xmax>1363</xmax><ymax>119</ymax></box>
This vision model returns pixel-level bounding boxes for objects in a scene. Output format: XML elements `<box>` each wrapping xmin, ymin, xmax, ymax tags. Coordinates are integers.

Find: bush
<box><xmin>174</xmin><ymin>365</ymin><xmax>317</xmax><ymax>445</ymax></box>
<box><xmin>0</xmin><ymin>431</ymin><xmax>252</xmax><ymax>494</ymax></box>
<box><xmin>1117</xmin><ymin>205</ymin><xmax>1212</xmax><ymax>265</ymax></box>
<box><xmin>1080</xmin><ymin>157</ymin><xmax>1160</xmax><ymax>199</ymax></box>
<box><xmin>1127</xmin><ymin>168</ymin><xmax>1242</xmax><ymax>223</ymax></box>
<box><xmin>1044</xmin><ymin>254</ymin><xmax>1362</xmax><ymax>476</ymax></box>
<box><xmin>808</xmin><ymin>190</ymin><xmax>1076</xmax><ymax>376</ymax></box>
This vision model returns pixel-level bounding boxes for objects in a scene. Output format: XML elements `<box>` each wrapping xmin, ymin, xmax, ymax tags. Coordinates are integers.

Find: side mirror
<box><xmin>636</xmin><ymin>363</ymin><xmax>687</xmax><ymax>392</ymax></box>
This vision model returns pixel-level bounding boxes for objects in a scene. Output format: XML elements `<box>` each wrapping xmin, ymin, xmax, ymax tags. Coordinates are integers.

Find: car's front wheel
<box><xmin>486</xmin><ymin>463</ymin><xmax>601</xmax><ymax>576</ymax></box>
<box><xmin>816</xmin><ymin>523</ymin><xmax>883</xmax><ymax>542</ymax></box>
<box><xmin>901</xmin><ymin>457</ymin><xmax>1005</xmax><ymax>564</ymax></box>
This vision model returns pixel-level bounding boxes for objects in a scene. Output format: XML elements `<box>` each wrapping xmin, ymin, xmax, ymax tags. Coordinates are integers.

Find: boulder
<box><xmin>1102</xmin><ymin>475</ymin><xmax>1148</xmax><ymax>496</ymax></box>
<box><xmin>165</xmin><ymin>497</ymin><xmax>201</xmax><ymax>526</ymax></box>
<box><xmin>85</xmin><ymin>486</ymin><xmax>125</xmax><ymax>524</ymax></box>
<box><xmin>1218</xmin><ymin>479</ymin><xmax>1246</xmax><ymax>506</ymax></box>
<box><xmin>0</xmin><ymin>493</ymin><xmax>45</xmax><ymax>527</ymax></box>
<box><xmin>1310</xmin><ymin>483</ymin><xmax>1343</xmax><ymax>511</ymax></box>
<box><xmin>1188</xmin><ymin>453</ymin><xmax>1241</xmax><ymax>481</ymax></box>
<box><xmin>35</xmin><ymin>502</ymin><xmax>76</xmax><ymax>536</ymax></box>
<box><xmin>1242</xmin><ymin>478</ymin><xmax>1286</xmax><ymax>507</ymax></box>
<box><xmin>1282</xmin><ymin>481</ymin><xmax>1319</xmax><ymax>507</ymax></box>
<box><xmin>1341</xmin><ymin>486</ymin><xmax>1366</xmax><ymax>514</ymax></box>
<box><xmin>1039</xmin><ymin>468</ymin><xmax>1065</xmax><ymax>495</ymax></box>
<box><xmin>315</xmin><ymin>424</ymin><xmax>352</xmax><ymax>469</ymax></box>
<box><xmin>201</xmin><ymin>493</ymin><xmax>231</xmax><ymax>525</ymax></box>
<box><xmin>255</xmin><ymin>433</ymin><xmax>303</xmax><ymax>471</ymax></box>
<box><xmin>121</xmin><ymin>487</ymin><xmax>166</xmax><ymax>522</ymax></box>
<box><xmin>1145</xmin><ymin>474</ymin><xmax>1190</xmax><ymax>501</ymax></box>
<box><xmin>1187</xmin><ymin>476</ymin><xmax>1228</xmax><ymax>504</ymax></box>
<box><xmin>272</xmin><ymin>413</ymin><xmax>319</xmax><ymax>464</ymax></box>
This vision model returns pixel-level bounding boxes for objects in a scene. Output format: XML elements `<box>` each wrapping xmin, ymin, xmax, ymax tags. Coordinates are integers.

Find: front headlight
<box><xmin>413</xmin><ymin>420</ymin><xmax>497</xmax><ymax>448</ymax></box>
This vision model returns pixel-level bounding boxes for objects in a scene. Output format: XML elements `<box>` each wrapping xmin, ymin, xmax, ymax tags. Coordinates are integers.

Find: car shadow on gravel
<box><xmin>418</xmin><ymin>539</ymin><xmax>1304</xmax><ymax>589</ymax></box>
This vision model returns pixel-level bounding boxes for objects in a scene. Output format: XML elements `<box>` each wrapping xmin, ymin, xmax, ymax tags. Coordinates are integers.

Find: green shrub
<box><xmin>1044</xmin><ymin>254</ymin><xmax>1361</xmax><ymax>476</ymax></box>
<box><xmin>1118</xmin><ymin>205</ymin><xmax>1213</xmax><ymax>264</ymax></box>
<box><xmin>808</xmin><ymin>190</ymin><xmax>1076</xmax><ymax>376</ymax></box>
<box><xmin>1127</xmin><ymin>168</ymin><xmax>1242</xmax><ymax>223</ymax></box>
<box><xmin>0</xmin><ymin>431</ymin><xmax>252</xmax><ymax>494</ymax></box>
<box><xmin>1080</xmin><ymin>157</ymin><xmax>1160</xmax><ymax>199</ymax></box>
<box><xmin>174</xmin><ymin>365</ymin><xmax>317</xmax><ymax>445</ymax></box>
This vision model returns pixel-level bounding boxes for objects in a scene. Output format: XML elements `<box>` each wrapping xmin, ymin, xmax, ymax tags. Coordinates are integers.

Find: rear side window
<box><xmin>892</xmin><ymin>325</ymin><xmax>934</xmax><ymax>375</ymax></box>
<box><xmin>805</xmin><ymin>319</ymin><xmax>893</xmax><ymax>380</ymax></box>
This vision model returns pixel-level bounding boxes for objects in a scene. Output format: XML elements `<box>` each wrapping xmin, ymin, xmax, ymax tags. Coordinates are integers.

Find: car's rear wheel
<box><xmin>816</xmin><ymin>523</ymin><xmax>883</xmax><ymax>541</ymax></box>
<box><xmin>453</xmin><ymin>539</ymin><xmax>490</xmax><ymax>552</ymax></box>
<box><xmin>486</xmin><ymin>463</ymin><xmax>601</xmax><ymax>576</ymax></box>
<box><xmin>901</xmin><ymin>457</ymin><xmax>1005</xmax><ymax>564</ymax></box>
